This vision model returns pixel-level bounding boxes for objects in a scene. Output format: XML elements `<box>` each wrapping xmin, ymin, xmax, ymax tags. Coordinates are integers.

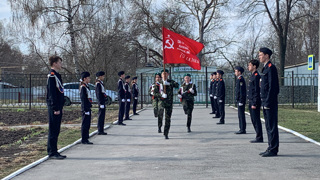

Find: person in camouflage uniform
<box><xmin>178</xmin><ymin>74</ymin><xmax>197</xmax><ymax>133</ymax></box>
<box><xmin>154</xmin><ymin>69</ymin><xmax>179</xmax><ymax>139</ymax></box>
<box><xmin>149</xmin><ymin>73</ymin><xmax>162</xmax><ymax>118</ymax></box>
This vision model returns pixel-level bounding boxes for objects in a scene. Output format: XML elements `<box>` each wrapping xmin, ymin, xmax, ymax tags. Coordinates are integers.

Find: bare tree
<box><xmin>240</xmin><ymin>0</ymin><xmax>307</xmax><ymax>84</ymax></box>
<box><xmin>175</xmin><ymin>0</ymin><xmax>229</xmax><ymax>64</ymax></box>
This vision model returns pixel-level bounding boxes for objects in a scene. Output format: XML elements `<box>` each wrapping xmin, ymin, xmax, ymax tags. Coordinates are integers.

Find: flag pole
<box><xmin>162</xmin><ymin>26</ymin><xmax>166</xmax><ymax>94</ymax></box>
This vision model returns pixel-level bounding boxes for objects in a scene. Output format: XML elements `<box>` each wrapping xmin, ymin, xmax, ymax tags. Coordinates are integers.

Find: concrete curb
<box><xmin>2</xmin><ymin>109</ymin><xmax>145</xmax><ymax>180</ymax></box>
<box><xmin>230</xmin><ymin>105</ymin><xmax>320</xmax><ymax>147</ymax></box>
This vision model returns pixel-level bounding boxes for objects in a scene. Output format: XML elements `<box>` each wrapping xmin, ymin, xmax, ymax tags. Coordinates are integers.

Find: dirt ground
<box><xmin>0</xmin><ymin>109</ymin><xmax>82</xmax><ymax>126</ymax></box>
<box><xmin>0</xmin><ymin>108</ymin><xmax>122</xmax><ymax>179</ymax></box>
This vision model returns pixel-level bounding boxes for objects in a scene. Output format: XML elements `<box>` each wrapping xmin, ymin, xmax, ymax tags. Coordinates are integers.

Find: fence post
<box><xmin>140</xmin><ymin>73</ymin><xmax>143</xmax><ymax>109</ymax></box>
<box><xmin>291</xmin><ymin>71</ymin><xmax>294</xmax><ymax>108</ymax></box>
<box><xmin>205</xmin><ymin>66</ymin><xmax>208</xmax><ymax>108</ymax></box>
<box><xmin>29</xmin><ymin>74</ymin><xmax>32</xmax><ymax>110</ymax></box>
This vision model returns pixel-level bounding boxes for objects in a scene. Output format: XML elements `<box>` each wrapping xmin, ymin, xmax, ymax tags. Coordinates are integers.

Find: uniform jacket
<box><xmin>178</xmin><ymin>82</ymin><xmax>197</xmax><ymax>102</ymax></box>
<box><xmin>118</xmin><ymin>78</ymin><xmax>126</xmax><ymax>100</ymax></box>
<box><xmin>235</xmin><ymin>75</ymin><xmax>246</xmax><ymax>104</ymax></box>
<box><xmin>209</xmin><ymin>79</ymin><xmax>214</xmax><ymax>96</ymax></box>
<box><xmin>80</xmin><ymin>83</ymin><xmax>92</xmax><ymax>112</ymax></box>
<box><xmin>261</xmin><ymin>61</ymin><xmax>279</xmax><ymax>107</ymax></box>
<box><xmin>46</xmin><ymin>69</ymin><xmax>64</xmax><ymax>111</ymax></box>
<box><xmin>150</xmin><ymin>82</ymin><xmax>162</xmax><ymax>100</ymax></box>
<box><xmin>124</xmin><ymin>82</ymin><xmax>131</xmax><ymax>99</ymax></box>
<box><xmin>213</xmin><ymin>79</ymin><xmax>218</xmax><ymax>96</ymax></box>
<box><xmin>247</xmin><ymin>71</ymin><xmax>261</xmax><ymax>107</ymax></box>
<box><xmin>216</xmin><ymin>78</ymin><xmax>225</xmax><ymax>100</ymax></box>
<box><xmin>157</xmin><ymin>79</ymin><xmax>179</xmax><ymax>106</ymax></box>
<box><xmin>95</xmin><ymin>80</ymin><xmax>106</xmax><ymax>105</ymax></box>
<box><xmin>132</xmin><ymin>83</ymin><xmax>139</xmax><ymax>98</ymax></box>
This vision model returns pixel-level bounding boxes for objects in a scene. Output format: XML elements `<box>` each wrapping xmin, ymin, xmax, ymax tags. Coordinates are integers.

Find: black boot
<box><xmin>187</xmin><ymin>127</ymin><xmax>191</xmax><ymax>133</ymax></box>
<box><xmin>158</xmin><ymin>128</ymin><xmax>162</xmax><ymax>133</ymax></box>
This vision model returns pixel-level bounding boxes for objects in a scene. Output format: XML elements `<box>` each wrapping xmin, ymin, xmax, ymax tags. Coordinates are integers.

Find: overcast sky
<box><xmin>0</xmin><ymin>1</ymin><xmax>11</xmax><ymax>21</ymax></box>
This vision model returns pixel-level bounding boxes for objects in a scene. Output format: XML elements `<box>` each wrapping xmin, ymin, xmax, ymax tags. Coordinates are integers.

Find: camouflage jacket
<box><xmin>149</xmin><ymin>81</ymin><xmax>162</xmax><ymax>100</ymax></box>
<box><xmin>155</xmin><ymin>79</ymin><xmax>179</xmax><ymax>106</ymax></box>
<box><xmin>178</xmin><ymin>82</ymin><xmax>197</xmax><ymax>102</ymax></box>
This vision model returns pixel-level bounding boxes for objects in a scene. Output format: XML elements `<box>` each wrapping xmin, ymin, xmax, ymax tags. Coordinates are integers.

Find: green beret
<box><xmin>155</xmin><ymin>73</ymin><xmax>161</xmax><ymax>76</ymax></box>
<box><xmin>184</xmin><ymin>73</ymin><xmax>191</xmax><ymax>77</ymax></box>
<box><xmin>161</xmin><ymin>69</ymin><xmax>169</xmax><ymax>73</ymax></box>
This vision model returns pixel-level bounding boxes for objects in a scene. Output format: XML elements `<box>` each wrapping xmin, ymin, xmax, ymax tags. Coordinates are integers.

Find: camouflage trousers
<box><xmin>158</xmin><ymin>104</ymin><xmax>172</xmax><ymax>136</ymax></box>
<box><xmin>182</xmin><ymin>100</ymin><xmax>194</xmax><ymax>128</ymax></box>
<box><xmin>152</xmin><ymin>98</ymin><xmax>162</xmax><ymax>118</ymax></box>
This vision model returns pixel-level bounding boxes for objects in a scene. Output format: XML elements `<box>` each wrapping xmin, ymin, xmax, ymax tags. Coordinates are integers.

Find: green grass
<box><xmin>277</xmin><ymin>108</ymin><xmax>320</xmax><ymax>142</ymax></box>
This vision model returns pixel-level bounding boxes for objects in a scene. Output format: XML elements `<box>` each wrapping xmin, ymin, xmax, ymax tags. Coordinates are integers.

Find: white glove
<box><xmin>177</xmin><ymin>94</ymin><xmax>182</xmax><ymax>99</ymax></box>
<box><xmin>210</xmin><ymin>94</ymin><xmax>213</xmax><ymax>97</ymax></box>
<box><xmin>189</xmin><ymin>88</ymin><xmax>194</xmax><ymax>94</ymax></box>
<box><xmin>150</xmin><ymin>91</ymin><xmax>154</xmax><ymax>95</ymax></box>
<box><xmin>264</xmin><ymin>106</ymin><xmax>270</xmax><ymax>109</ymax></box>
<box><xmin>162</xmin><ymin>93</ymin><xmax>167</xmax><ymax>98</ymax></box>
<box><xmin>214</xmin><ymin>96</ymin><xmax>217</xmax><ymax>99</ymax></box>
<box><xmin>134</xmin><ymin>97</ymin><xmax>138</xmax><ymax>100</ymax></box>
<box><xmin>127</xmin><ymin>99</ymin><xmax>131</xmax><ymax>102</ymax></box>
<box><xmin>219</xmin><ymin>100</ymin><xmax>223</xmax><ymax>103</ymax></box>
<box><xmin>100</xmin><ymin>105</ymin><xmax>105</xmax><ymax>109</ymax></box>
<box><xmin>239</xmin><ymin>103</ymin><xmax>243</xmax><ymax>106</ymax></box>
<box><xmin>121</xmin><ymin>99</ymin><xmax>125</xmax><ymax>102</ymax></box>
<box><xmin>85</xmin><ymin>111</ymin><xmax>90</xmax><ymax>115</ymax></box>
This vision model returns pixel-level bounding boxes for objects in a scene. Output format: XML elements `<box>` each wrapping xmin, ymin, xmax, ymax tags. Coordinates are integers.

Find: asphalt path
<box><xmin>13</xmin><ymin>106</ymin><xmax>320</xmax><ymax>180</ymax></box>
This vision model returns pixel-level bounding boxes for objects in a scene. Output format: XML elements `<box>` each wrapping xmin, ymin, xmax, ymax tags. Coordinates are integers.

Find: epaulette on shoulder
<box><xmin>268</xmin><ymin>63</ymin><xmax>272</xmax><ymax>67</ymax></box>
<box><xmin>238</xmin><ymin>76</ymin><xmax>242</xmax><ymax>79</ymax></box>
<box><xmin>220</xmin><ymin>79</ymin><xmax>222</xmax><ymax>81</ymax></box>
<box><xmin>50</xmin><ymin>72</ymin><xmax>55</xmax><ymax>75</ymax></box>
<box><xmin>255</xmin><ymin>73</ymin><xmax>258</xmax><ymax>76</ymax></box>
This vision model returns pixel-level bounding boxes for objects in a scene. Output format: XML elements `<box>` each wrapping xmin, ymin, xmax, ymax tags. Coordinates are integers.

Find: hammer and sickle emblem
<box><xmin>164</xmin><ymin>35</ymin><xmax>174</xmax><ymax>49</ymax></box>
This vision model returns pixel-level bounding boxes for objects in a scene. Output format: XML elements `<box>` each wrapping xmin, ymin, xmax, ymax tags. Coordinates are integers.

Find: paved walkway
<box><xmin>13</xmin><ymin>106</ymin><xmax>320</xmax><ymax>180</ymax></box>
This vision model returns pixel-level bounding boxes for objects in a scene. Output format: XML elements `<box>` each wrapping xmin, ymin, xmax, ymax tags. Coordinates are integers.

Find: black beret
<box><xmin>118</xmin><ymin>71</ymin><xmax>125</xmax><ymax>76</ymax></box>
<box><xmin>125</xmin><ymin>75</ymin><xmax>131</xmax><ymax>79</ymax></box>
<box><xmin>234</xmin><ymin>66</ymin><xmax>244</xmax><ymax>74</ymax></box>
<box><xmin>81</xmin><ymin>71</ymin><xmax>90</xmax><ymax>80</ymax></box>
<box><xmin>217</xmin><ymin>70</ymin><xmax>224</xmax><ymax>75</ymax></box>
<box><xmin>211</xmin><ymin>72</ymin><xmax>217</xmax><ymax>75</ymax></box>
<box><xmin>155</xmin><ymin>73</ymin><xmax>161</xmax><ymax>76</ymax></box>
<box><xmin>184</xmin><ymin>73</ymin><xmax>191</xmax><ymax>77</ymax></box>
<box><xmin>96</xmin><ymin>71</ymin><xmax>105</xmax><ymax>77</ymax></box>
<box><xmin>259</xmin><ymin>47</ymin><xmax>273</xmax><ymax>57</ymax></box>
<box><xmin>132</xmin><ymin>76</ymin><xmax>137</xmax><ymax>80</ymax></box>
<box><xmin>161</xmin><ymin>69</ymin><xmax>169</xmax><ymax>73</ymax></box>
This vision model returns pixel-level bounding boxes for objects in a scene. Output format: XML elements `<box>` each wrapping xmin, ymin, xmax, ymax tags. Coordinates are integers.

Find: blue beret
<box><xmin>217</xmin><ymin>70</ymin><xmax>224</xmax><ymax>75</ymax></box>
<box><xmin>118</xmin><ymin>71</ymin><xmax>125</xmax><ymax>76</ymax></box>
<box><xmin>81</xmin><ymin>71</ymin><xmax>90</xmax><ymax>80</ymax></box>
<box><xmin>96</xmin><ymin>71</ymin><xmax>105</xmax><ymax>77</ymax></box>
<box><xmin>125</xmin><ymin>75</ymin><xmax>131</xmax><ymax>79</ymax></box>
<box><xmin>259</xmin><ymin>47</ymin><xmax>272</xmax><ymax>57</ymax></box>
<box><xmin>234</xmin><ymin>66</ymin><xmax>244</xmax><ymax>74</ymax></box>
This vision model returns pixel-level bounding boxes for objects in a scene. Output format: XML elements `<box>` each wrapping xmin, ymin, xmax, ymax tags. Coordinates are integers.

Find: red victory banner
<box><xmin>162</xmin><ymin>27</ymin><xmax>204</xmax><ymax>70</ymax></box>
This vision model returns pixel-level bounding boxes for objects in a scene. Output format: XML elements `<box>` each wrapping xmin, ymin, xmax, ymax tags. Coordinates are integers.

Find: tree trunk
<box><xmin>278</xmin><ymin>35</ymin><xmax>286</xmax><ymax>86</ymax></box>
<box><xmin>68</xmin><ymin>0</ymin><xmax>80</xmax><ymax>74</ymax></box>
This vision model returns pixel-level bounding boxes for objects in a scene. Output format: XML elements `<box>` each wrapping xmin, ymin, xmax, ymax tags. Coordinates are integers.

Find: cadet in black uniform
<box><xmin>247</xmin><ymin>59</ymin><xmax>263</xmax><ymax>143</ymax></box>
<box><xmin>258</xmin><ymin>47</ymin><xmax>279</xmax><ymax>157</ymax></box>
<box><xmin>80</xmin><ymin>72</ymin><xmax>93</xmax><ymax>144</ymax></box>
<box><xmin>234</xmin><ymin>66</ymin><xmax>247</xmax><ymax>134</ymax></box>
<box><xmin>216</xmin><ymin>70</ymin><xmax>225</xmax><ymax>124</ymax></box>
<box><xmin>46</xmin><ymin>55</ymin><xmax>66</xmax><ymax>159</ymax></box>
<box><xmin>178</xmin><ymin>74</ymin><xmax>197</xmax><ymax>132</ymax></box>
<box><xmin>212</xmin><ymin>74</ymin><xmax>220</xmax><ymax>118</ymax></box>
<box><xmin>131</xmin><ymin>76</ymin><xmax>139</xmax><ymax>115</ymax></box>
<box><xmin>95</xmin><ymin>71</ymin><xmax>107</xmax><ymax>135</ymax></box>
<box><xmin>117</xmin><ymin>71</ymin><xmax>126</xmax><ymax>125</ymax></box>
<box><xmin>209</xmin><ymin>72</ymin><xmax>217</xmax><ymax>114</ymax></box>
<box><xmin>124</xmin><ymin>75</ymin><xmax>132</xmax><ymax>120</ymax></box>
